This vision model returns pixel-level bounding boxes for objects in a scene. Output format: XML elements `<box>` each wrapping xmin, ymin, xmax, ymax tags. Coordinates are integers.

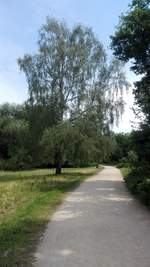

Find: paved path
<box><xmin>34</xmin><ymin>166</ymin><xmax>150</xmax><ymax>267</ymax></box>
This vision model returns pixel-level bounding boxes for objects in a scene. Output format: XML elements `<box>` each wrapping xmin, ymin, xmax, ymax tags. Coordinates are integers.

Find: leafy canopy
<box><xmin>111</xmin><ymin>0</ymin><xmax>150</xmax><ymax>167</ymax></box>
<box><xmin>18</xmin><ymin>18</ymin><xmax>128</xmax><ymax>173</ymax></box>
<box><xmin>111</xmin><ymin>0</ymin><xmax>150</xmax><ymax>74</ymax></box>
<box><xmin>18</xmin><ymin>18</ymin><xmax>128</xmax><ymax>129</ymax></box>
<box><xmin>111</xmin><ymin>0</ymin><xmax>150</xmax><ymax>127</ymax></box>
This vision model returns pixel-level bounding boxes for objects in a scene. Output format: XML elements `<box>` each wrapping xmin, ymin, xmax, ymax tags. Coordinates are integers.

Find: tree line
<box><xmin>111</xmin><ymin>0</ymin><xmax>150</xmax><ymax>171</ymax></box>
<box><xmin>0</xmin><ymin>19</ymin><xmax>128</xmax><ymax>174</ymax></box>
<box><xmin>1</xmin><ymin>0</ymin><xmax>149</xmax><ymax>176</ymax></box>
<box><xmin>111</xmin><ymin>0</ymin><xmax>150</xmax><ymax>206</ymax></box>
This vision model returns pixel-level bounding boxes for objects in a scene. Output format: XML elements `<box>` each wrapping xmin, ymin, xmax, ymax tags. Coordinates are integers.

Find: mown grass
<box><xmin>0</xmin><ymin>167</ymin><xmax>101</xmax><ymax>267</ymax></box>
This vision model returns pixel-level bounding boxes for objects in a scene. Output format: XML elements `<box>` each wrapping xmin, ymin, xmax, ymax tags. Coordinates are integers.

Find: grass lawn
<box><xmin>0</xmin><ymin>167</ymin><xmax>101</xmax><ymax>267</ymax></box>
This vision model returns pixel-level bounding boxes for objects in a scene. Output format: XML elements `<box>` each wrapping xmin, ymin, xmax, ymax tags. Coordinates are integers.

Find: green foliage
<box><xmin>18</xmin><ymin>18</ymin><xmax>107</xmax><ymax>124</ymax></box>
<box><xmin>17</xmin><ymin>18</ymin><xmax>128</xmax><ymax>173</ymax></box>
<box><xmin>94</xmin><ymin>135</ymin><xmax>116</xmax><ymax>164</ymax></box>
<box><xmin>130</xmin><ymin>127</ymin><xmax>150</xmax><ymax>166</ymax></box>
<box><xmin>112</xmin><ymin>131</ymin><xmax>148</xmax><ymax>169</ymax></box>
<box><xmin>121</xmin><ymin>167</ymin><xmax>150</xmax><ymax>206</ymax></box>
<box><xmin>130</xmin><ymin>0</ymin><xmax>150</xmax><ymax>10</ymax></box>
<box><xmin>111</xmin><ymin>0</ymin><xmax>150</xmax><ymax>169</ymax></box>
<box><xmin>111</xmin><ymin>0</ymin><xmax>150</xmax><ymax>75</ymax></box>
<box><xmin>111</xmin><ymin>133</ymin><xmax>132</xmax><ymax>163</ymax></box>
<box><xmin>41</xmin><ymin>122</ymin><xmax>76</xmax><ymax>170</ymax></box>
<box><xmin>0</xmin><ymin>19</ymin><xmax>128</xmax><ymax>172</ymax></box>
<box><xmin>41</xmin><ymin>122</ymin><xmax>97</xmax><ymax>171</ymax></box>
<box><xmin>116</xmin><ymin>162</ymin><xmax>130</xmax><ymax>168</ymax></box>
<box><xmin>0</xmin><ymin>104</ymin><xmax>31</xmax><ymax>170</ymax></box>
<box><xmin>127</xmin><ymin>150</ymin><xmax>139</xmax><ymax>166</ymax></box>
<box><xmin>18</xmin><ymin>19</ymin><xmax>127</xmax><ymax>128</ymax></box>
<box><xmin>137</xmin><ymin>179</ymin><xmax>150</xmax><ymax>204</ymax></box>
<box><xmin>124</xmin><ymin>168</ymin><xmax>143</xmax><ymax>193</ymax></box>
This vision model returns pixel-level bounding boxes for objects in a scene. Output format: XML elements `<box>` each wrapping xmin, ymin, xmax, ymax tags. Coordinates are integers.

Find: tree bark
<box><xmin>55</xmin><ymin>160</ymin><xmax>62</xmax><ymax>175</ymax></box>
<box><xmin>55</xmin><ymin>151</ymin><xmax>62</xmax><ymax>175</ymax></box>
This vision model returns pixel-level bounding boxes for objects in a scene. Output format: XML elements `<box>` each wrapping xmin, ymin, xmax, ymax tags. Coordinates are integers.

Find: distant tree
<box><xmin>41</xmin><ymin>122</ymin><xmax>95</xmax><ymax>174</ymax></box>
<box><xmin>127</xmin><ymin>150</ymin><xmax>138</xmax><ymax>167</ymax></box>
<box><xmin>41</xmin><ymin>122</ymin><xmax>72</xmax><ymax>174</ymax></box>
<box><xmin>0</xmin><ymin>104</ymin><xmax>30</xmax><ymax>170</ymax></box>
<box><xmin>93</xmin><ymin>134</ymin><xmax>116</xmax><ymax>166</ymax></box>
<box><xmin>111</xmin><ymin>133</ymin><xmax>131</xmax><ymax>163</ymax></box>
<box><xmin>130</xmin><ymin>128</ymin><xmax>150</xmax><ymax>167</ymax></box>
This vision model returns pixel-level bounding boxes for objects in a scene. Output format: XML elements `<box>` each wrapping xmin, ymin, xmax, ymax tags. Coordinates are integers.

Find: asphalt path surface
<box><xmin>34</xmin><ymin>166</ymin><xmax>150</xmax><ymax>267</ymax></box>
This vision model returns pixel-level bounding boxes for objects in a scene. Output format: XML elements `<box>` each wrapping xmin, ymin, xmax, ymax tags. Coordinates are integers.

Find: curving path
<box><xmin>34</xmin><ymin>166</ymin><xmax>150</xmax><ymax>267</ymax></box>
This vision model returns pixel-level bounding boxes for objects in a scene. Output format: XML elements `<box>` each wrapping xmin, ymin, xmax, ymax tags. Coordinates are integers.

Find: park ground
<box><xmin>1</xmin><ymin>166</ymin><xmax>150</xmax><ymax>267</ymax></box>
<box><xmin>0</xmin><ymin>167</ymin><xmax>100</xmax><ymax>267</ymax></box>
<box><xmin>34</xmin><ymin>166</ymin><xmax>150</xmax><ymax>267</ymax></box>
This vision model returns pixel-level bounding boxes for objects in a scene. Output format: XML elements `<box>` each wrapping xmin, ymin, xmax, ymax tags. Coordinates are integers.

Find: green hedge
<box><xmin>121</xmin><ymin>167</ymin><xmax>150</xmax><ymax>207</ymax></box>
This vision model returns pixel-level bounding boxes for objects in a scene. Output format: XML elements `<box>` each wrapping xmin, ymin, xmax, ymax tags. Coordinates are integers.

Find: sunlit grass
<box><xmin>0</xmin><ymin>167</ymin><xmax>101</xmax><ymax>267</ymax></box>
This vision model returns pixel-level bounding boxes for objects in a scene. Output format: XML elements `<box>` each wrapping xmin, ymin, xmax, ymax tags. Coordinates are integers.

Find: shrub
<box><xmin>121</xmin><ymin>167</ymin><xmax>150</xmax><ymax>207</ymax></box>
<box><xmin>124</xmin><ymin>170</ymin><xmax>142</xmax><ymax>193</ymax></box>
<box><xmin>137</xmin><ymin>179</ymin><xmax>150</xmax><ymax>205</ymax></box>
<box><xmin>116</xmin><ymin>162</ymin><xmax>130</xmax><ymax>168</ymax></box>
<box><xmin>127</xmin><ymin>150</ymin><xmax>138</xmax><ymax>167</ymax></box>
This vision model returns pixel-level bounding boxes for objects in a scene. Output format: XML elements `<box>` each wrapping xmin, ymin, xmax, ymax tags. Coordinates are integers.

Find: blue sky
<box><xmin>0</xmin><ymin>0</ymin><xmax>137</xmax><ymax>132</ymax></box>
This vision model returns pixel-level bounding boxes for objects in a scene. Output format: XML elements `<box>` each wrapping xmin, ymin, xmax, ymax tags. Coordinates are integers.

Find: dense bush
<box><xmin>137</xmin><ymin>180</ymin><xmax>150</xmax><ymax>205</ymax></box>
<box><xmin>122</xmin><ymin>167</ymin><xmax>150</xmax><ymax>206</ymax></box>
<box><xmin>116</xmin><ymin>162</ymin><xmax>130</xmax><ymax>169</ymax></box>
